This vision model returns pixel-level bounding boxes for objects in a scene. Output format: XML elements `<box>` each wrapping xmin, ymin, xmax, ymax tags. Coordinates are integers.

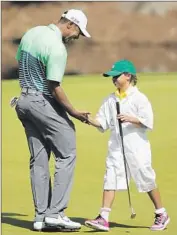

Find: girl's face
<box><xmin>112</xmin><ymin>73</ymin><xmax>131</xmax><ymax>88</ymax></box>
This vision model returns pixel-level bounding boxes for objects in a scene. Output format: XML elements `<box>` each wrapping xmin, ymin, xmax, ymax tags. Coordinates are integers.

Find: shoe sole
<box><xmin>150</xmin><ymin>217</ymin><xmax>170</xmax><ymax>231</ymax></box>
<box><xmin>33</xmin><ymin>228</ymin><xmax>43</xmax><ymax>232</ymax></box>
<box><xmin>45</xmin><ymin>223</ymin><xmax>81</xmax><ymax>231</ymax></box>
<box><xmin>34</xmin><ymin>226</ymin><xmax>80</xmax><ymax>232</ymax></box>
<box><xmin>85</xmin><ymin>221</ymin><xmax>109</xmax><ymax>231</ymax></box>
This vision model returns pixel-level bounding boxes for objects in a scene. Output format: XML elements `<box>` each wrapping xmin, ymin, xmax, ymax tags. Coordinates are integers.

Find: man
<box><xmin>14</xmin><ymin>9</ymin><xmax>91</xmax><ymax>231</ymax></box>
<box><xmin>84</xmin><ymin>60</ymin><xmax>170</xmax><ymax>231</ymax></box>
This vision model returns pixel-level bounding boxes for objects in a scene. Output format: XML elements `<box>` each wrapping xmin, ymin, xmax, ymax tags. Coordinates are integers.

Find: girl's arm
<box><xmin>117</xmin><ymin>114</ymin><xmax>143</xmax><ymax>128</ymax></box>
<box><xmin>87</xmin><ymin>115</ymin><xmax>102</xmax><ymax>128</ymax></box>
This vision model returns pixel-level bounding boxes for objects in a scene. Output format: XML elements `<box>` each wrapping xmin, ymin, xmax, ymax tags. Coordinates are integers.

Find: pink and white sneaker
<box><xmin>85</xmin><ymin>215</ymin><xmax>109</xmax><ymax>231</ymax></box>
<box><xmin>150</xmin><ymin>213</ymin><xmax>170</xmax><ymax>231</ymax></box>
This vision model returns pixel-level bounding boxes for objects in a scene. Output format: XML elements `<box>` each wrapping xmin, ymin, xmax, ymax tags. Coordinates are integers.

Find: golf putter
<box><xmin>116</xmin><ymin>102</ymin><xmax>136</xmax><ymax>219</ymax></box>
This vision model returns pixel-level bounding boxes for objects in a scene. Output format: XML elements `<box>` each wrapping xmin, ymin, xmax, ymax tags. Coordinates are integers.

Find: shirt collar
<box><xmin>115</xmin><ymin>86</ymin><xmax>138</xmax><ymax>100</ymax></box>
<box><xmin>48</xmin><ymin>24</ymin><xmax>62</xmax><ymax>41</ymax></box>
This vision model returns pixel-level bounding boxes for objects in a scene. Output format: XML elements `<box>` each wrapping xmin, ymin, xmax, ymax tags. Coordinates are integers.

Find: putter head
<box><xmin>130</xmin><ymin>208</ymin><xmax>136</xmax><ymax>219</ymax></box>
<box><xmin>130</xmin><ymin>212</ymin><xmax>136</xmax><ymax>219</ymax></box>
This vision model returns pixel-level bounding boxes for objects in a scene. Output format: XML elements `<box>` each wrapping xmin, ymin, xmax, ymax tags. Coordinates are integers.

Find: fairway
<box><xmin>2</xmin><ymin>73</ymin><xmax>177</xmax><ymax>235</ymax></box>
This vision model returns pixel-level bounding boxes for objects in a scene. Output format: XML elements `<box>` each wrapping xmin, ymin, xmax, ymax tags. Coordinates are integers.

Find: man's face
<box><xmin>62</xmin><ymin>23</ymin><xmax>81</xmax><ymax>44</ymax></box>
<box><xmin>112</xmin><ymin>73</ymin><xmax>131</xmax><ymax>88</ymax></box>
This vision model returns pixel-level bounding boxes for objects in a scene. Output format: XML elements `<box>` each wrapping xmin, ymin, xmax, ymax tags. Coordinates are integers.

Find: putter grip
<box><xmin>116</xmin><ymin>102</ymin><xmax>123</xmax><ymax>137</ymax></box>
<box><xmin>116</xmin><ymin>102</ymin><xmax>120</xmax><ymax>115</ymax></box>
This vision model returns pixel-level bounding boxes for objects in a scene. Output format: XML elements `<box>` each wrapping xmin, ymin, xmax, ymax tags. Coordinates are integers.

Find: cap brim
<box><xmin>103</xmin><ymin>70</ymin><xmax>122</xmax><ymax>77</ymax></box>
<box><xmin>79</xmin><ymin>26</ymin><xmax>91</xmax><ymax>38</ymax></box>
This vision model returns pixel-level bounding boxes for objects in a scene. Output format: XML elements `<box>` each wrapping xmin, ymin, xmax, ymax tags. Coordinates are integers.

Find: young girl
<box><xmin>85</xmin><ymin>60</ymin><xmax>170</xmax><ymax>231</ymax></box>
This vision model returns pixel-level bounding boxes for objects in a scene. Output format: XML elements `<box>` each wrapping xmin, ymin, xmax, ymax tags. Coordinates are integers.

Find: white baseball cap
<box><xmin>61</xmin><ymin>9</ymin><xmax>91</xmax><ymax>38</ymax></box>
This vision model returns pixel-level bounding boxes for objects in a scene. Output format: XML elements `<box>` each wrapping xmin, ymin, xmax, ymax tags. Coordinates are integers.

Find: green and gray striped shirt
<box><xmin>16</xmin><ymin>24</ymin><xmax>67</xmax><ymax>96</ymax></box>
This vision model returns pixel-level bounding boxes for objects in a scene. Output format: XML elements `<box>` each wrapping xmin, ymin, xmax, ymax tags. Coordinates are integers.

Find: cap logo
<box><xmin>70</xmin><ymin>17</ymin><xmax>80</xmax><ymax>24</ymax></box>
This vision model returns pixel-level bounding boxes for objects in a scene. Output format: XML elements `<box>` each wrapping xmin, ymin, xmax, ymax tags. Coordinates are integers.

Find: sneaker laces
<box><xmin>95</xmin><ymin>215</ymin><xmax>103</xmax><ymax>220</ymax></box>
<box><xmin>63</xmin><ymin>216</ymin><xmax>71</xmax><ymax>222</ymax></box>
<box><xmin>154</xmin><ymin>213</ymin><xmax>163</xmax><ymax>225</ymax></box>
<box><xmin>95</xmin><ymin>215</ymin><xmax>106</xmax><ymax>223</ymax></box>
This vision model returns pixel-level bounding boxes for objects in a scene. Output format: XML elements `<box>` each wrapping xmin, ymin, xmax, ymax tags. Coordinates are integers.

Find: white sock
<box><xmin>155</xmin><ymin>207</ymin><xmax>166</xmax><ymax>214</ymax></box>
<box><xmin>100</xmin><ymin>207</ymin><xmax>111</xmax><ymax>222</ymax></box>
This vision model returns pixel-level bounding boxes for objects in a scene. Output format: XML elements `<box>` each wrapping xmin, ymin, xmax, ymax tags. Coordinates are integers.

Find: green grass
<box><xmin>2</xmin><ymin>73</ymin><xmax>177</xmax><ymax>235</ymax></box>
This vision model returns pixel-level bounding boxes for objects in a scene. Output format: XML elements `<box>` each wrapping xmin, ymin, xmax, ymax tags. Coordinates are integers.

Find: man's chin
<box><xmin>62</xmin><ymin>37</ymin><xmax>76</xmax><ymax>45</ymax></box>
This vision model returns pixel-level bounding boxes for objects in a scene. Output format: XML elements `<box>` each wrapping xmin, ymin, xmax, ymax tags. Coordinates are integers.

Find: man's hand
<box><xmin>71</xmin><ymin>110</ymin><xmax>90</xmax><ymax>123</ymax></box>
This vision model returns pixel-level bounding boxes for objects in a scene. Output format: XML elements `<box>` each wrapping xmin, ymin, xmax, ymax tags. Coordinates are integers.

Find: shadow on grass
<box><xmin>1</xmin><ymin>214</ymin><xmax>149</xmax><ymax>232</ymax></box>
<box><xmin>70</xmin><ymin>217</ymin><xmax>149</xmax><ymax>232</ymax></box>
<box><xmin>2</xmin><ymin>212</ymin><xmax>32</xmax><ymax>230</ymax></box>
<box><xmin>1</xmin><ymin>213</ymin><xmax>81</xmax><ymax>232</ymax></box>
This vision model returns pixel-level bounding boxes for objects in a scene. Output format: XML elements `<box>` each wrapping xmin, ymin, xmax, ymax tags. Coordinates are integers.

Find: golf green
<box><xmin>2</xmin><ymin>73</ymin><xmax>177</xmax><ymax>234</ymax></box>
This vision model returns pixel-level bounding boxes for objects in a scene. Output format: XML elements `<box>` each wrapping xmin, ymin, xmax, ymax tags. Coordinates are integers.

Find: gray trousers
<box><xmin>15</xmin><ymin>89</ymin><xmax>76</xmax><ymax>222</ymax></box>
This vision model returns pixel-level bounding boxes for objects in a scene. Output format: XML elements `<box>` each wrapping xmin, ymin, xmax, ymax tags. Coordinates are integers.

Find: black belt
<box><xmin>21</xmin><ymin>87</ymin><xmax>43</xmax><ymax>95</ymax></box>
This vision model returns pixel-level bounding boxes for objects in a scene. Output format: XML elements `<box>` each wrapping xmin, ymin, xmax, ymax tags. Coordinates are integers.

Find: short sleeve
<box><xmin>46</xmin><ymin>44</ymin><xmax>67</xmax><ymax>83</ymax></box>
<box><xmin>137</xmin><ymin>95</ymin><xmax>153</xmax><ymax>130</ymax></box>
<box><xmin>16</xmin><ymin>43</ymin><xmax>22</xmax><ymax>61</ymax></box>
<box><xmin>96</xmin><ymin>101</ymin><xmax>109</xmax><ymax>132</ymax></box>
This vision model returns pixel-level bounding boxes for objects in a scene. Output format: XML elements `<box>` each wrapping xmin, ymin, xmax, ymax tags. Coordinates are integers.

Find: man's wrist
<box><xmin>67</xmin><ymin>108</ymin><xmax>77</xmax><ymax>116</ymax></box>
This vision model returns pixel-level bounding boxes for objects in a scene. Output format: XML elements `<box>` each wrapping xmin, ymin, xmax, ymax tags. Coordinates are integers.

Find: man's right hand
<box><xmin>71</xmin><ymin>110</ymin><xmax>90</xmax><ymax>123</ymax></box>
